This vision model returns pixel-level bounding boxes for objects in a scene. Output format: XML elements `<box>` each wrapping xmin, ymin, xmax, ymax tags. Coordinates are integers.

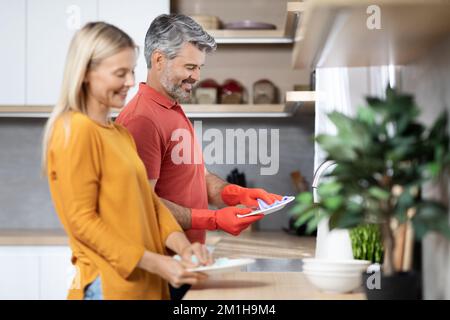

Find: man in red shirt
<box><xmin>117</xmin><ymin>14</ymin><xmax>282</xmax><ymax>246</ymax></box>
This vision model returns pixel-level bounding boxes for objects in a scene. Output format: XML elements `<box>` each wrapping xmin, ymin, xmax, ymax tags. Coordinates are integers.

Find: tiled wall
<box><xmin>0</xmin><ymin>113</ymin><xmax>315</xmax><ymax>231</ymax></box>
<box><xmin>0</xmin><ymin>118</ymin><xmax>60</xmax><ymax>229</ymax></box>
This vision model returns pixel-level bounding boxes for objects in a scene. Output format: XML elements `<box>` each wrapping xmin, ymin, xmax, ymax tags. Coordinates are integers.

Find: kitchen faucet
<box><xmin>312</xmin><ymin>160</ymin><xmax>353</xmax><ymax>260</ymax></box>
<box><xmin>312</xmin><ymin>160</ymin><xmax>336</xmax><ymax>199</ymax></box>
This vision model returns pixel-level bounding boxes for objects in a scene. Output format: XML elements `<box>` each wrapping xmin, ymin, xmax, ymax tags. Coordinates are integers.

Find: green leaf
<box><xmin>323</xmin><ymin>196</ymin><xmax>344</xmax><ymax>210</ymax></box>
<box><xmin>357</xmin><ymin>107</ymin><xmax>376</xmax><ymax>126</ymax></box>
<box><xmin>316</xmin><ymin>134</ymin><xmax>357</xmax><ymax>161</ymax></box>
<box><xmin>423</xmin><ymin>162</ymin><xmax>440</xmax><ymax>179</ymax></box>
<box><xmin>366</xmin><ymin>97</ymin><xmax>384</xmax><ymax>108</ymax></box>
<box><xmin>293</xmin><ymin>207</ymin><xmax>317</xmax><ymax>228</ymax></box>
<box><xmin>296</xmin><ymin>192</ymin><xmax>313</xmax><ymax>205</ymax></box>
<box><xmin>289</xmin><ymin>203</ymin><xmax>310</xmax><ymax>215</ymax></box>
<box><xmin>306</xmin><ymin>209</ymin><xmax>327</xmax><ymax>234</ymax></box>
<box><xmin>318</xmin><ymin>181</ymin><xmax>342</xmax><ymax>197</ymax></box>
<box><xmin>428</xmin><ymin>111</ymin><xmax>448</xmax><ymax>141</ymax></box>
<box><xmin>337</xmin><ymin>214</ymin><xmax>364</xmax><ymax>229</ymax></box>
<box><xmin>327</xmin><ymin>112</ymin><xmax>371</xmax><ymax>149</ymax></box>
<box><xmin>412</xmin><ymin>218</ymin><xmax>430</xmax><ymax>240</ymax></box>
<box><xmin>368</xmin><ymin>186</ymin><xmax>390</xmax><ymax>201</ymax></box>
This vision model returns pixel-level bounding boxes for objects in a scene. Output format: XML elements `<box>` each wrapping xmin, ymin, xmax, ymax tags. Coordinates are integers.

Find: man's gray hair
<box><xmin>144</xmin><ymin>14</ymin><xmax>217</xmax><ymax>68</ymax></box>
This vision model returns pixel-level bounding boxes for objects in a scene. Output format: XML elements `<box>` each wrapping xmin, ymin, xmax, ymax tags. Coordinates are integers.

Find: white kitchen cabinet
<box><xmin>0</xmin><ymin>246</ymin><xmax>73</xmax><ymax>300</ymax></box>
<box><xmin>0</xmin><ymin>0</ymin><xmax>26</xmax><ymax>105</ymax></box>
<box><xmin>26</xmin><ymin>0</ymin><xmax>97</xmax><ymax>105</ymax></box>
<box><xmin>39</xmin><ymin>246</ymin><xmax>73</xmax><ymax>300</ymax></box>
<box><xmin>98</xmin><ymin>0</ymin><xmax>169</xmax><ymax>101</ymax></box>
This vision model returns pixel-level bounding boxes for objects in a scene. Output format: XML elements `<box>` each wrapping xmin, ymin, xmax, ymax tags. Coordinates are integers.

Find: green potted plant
<box><xmin>350</xmin><ymin>224</ymin><xmax>384</xmax><ymax>264</ymax></box>
<box><xmin>291</xmin><ymin>86</ymin><xmax>450</xmax><ymax>299</ymax></box>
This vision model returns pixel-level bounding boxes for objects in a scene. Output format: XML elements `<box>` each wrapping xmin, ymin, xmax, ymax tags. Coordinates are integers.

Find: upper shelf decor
<box><xmin>200</xmin><ymin>2</ymin><xmax>305</xmax><ymax>44</ymax></box>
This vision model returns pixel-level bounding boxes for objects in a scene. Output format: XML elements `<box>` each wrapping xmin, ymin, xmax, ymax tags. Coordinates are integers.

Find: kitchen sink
<box><xmin>241</xmin><ymin>258</ymin><xmax>304</xmax><ymax>272</ymax></box>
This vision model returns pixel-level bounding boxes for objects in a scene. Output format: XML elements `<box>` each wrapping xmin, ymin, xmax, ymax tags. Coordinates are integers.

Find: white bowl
<box><xmin>302</xmin><ymin>265</ymin><xmax>367</xmax><ymax>274</ymax></box>
<box><xmin>303</xmin><ymin>260</ymin><xmax>371</xmax><ymax>273</ymax></box>
<box><xmin>303</xmin><ymin>269</ymin><xmax>364</xmax><ymax>293</ymax></box>
<box><xmin>303</xmin><ymin>258</ymin><xmax>371</xmax><ymax>272</ymax></box>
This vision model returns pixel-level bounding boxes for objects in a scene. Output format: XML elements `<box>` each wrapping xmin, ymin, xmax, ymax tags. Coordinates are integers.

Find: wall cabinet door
<box><xmin>26</xmin><ymin>0</ymin><xmax>97</xmax><ymax>105</ymax></box>
<box><xmin>98</xmin><ymin>0</ymin><xmax>170</xmax><ymax>101</ymax></box>
<box><xmin>0</xmin><ymin>0</ymin><xmax>26</xmax><ymax>105</ymax></box>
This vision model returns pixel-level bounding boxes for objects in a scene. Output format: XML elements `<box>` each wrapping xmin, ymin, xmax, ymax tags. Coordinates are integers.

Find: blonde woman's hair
<box><xmin>41</xmin><ymin>22</ymin><xmax>137</xmax><ymax>174</ymax></box>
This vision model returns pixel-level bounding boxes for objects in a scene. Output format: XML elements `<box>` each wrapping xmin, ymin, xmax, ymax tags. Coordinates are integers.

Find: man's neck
<box><xmin>146</xmin><ymin>71</ymin><xmax>176</xmax><ymax>103</ymax></box>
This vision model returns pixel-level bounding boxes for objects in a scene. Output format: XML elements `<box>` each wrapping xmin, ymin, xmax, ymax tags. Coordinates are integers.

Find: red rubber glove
<box><xmin>221</xmin><ymin>184</ymin><xmax>283</xmax><ymax>208</ymax></box>
<box><xmin>191</xmin><ymin>207</ymin><xmax>263</xmax><ymax>236</ymax></box>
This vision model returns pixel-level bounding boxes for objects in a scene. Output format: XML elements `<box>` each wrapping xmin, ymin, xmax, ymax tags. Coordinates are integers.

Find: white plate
<box><xmin>187</xmin><ymin>258</ymin><xmax>255</xmax><ymax>274</ymax></box>
<box><xmin>237</xmin><ymin>196</ymin><xmax>296</xmax><ymax>218</ymax></box>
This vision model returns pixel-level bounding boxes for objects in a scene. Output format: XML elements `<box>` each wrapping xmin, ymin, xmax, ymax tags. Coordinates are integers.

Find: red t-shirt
<box><xmin>116</xmin><ymin>83</ymin><xmax>208</xmax><ymax>244</ymax></box>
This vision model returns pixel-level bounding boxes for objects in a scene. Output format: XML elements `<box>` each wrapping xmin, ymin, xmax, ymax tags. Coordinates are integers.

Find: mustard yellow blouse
<box><xmin>47</xmin><ymin>111</ymin><xmax>182</xmax><ymax>300</ymax></box>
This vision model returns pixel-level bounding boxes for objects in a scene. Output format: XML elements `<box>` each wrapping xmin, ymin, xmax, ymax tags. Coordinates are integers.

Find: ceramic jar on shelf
<box><xmin>194</xmin><ymin>78</ymin><xmax>220</xmax><ymax>104</ymax></box>
<box><xmin>220</xmin><ymin>79</ymin><xmax>246</xmax><ymax>104</ymax></box>
<box><xmin>253</xmin><ymin>79</ymin><xmax>278</xmax><ymax>104</ymax></box>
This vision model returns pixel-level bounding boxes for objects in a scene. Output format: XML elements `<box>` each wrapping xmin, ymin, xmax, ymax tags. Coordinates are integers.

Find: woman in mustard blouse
<box><xmin>41</xmin><ymin>22</ymin><xmax>211</xmax><ymax>300</ymax></box>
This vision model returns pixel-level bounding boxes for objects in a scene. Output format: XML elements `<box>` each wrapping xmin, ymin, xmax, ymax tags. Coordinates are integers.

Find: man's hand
<box><xmin>221</xmin><ymin>184</ymin><xmax>283</xmax><ymax>208</ymax></box>
<box><xmin>216</xmin><ymin>207</ymin><xmax>263</xmax><ymax>236</ymax></box>
<box><xmin>191</xmin><ymin>207</ymin><xmax>263</xmax><ymax>236</ymax></box>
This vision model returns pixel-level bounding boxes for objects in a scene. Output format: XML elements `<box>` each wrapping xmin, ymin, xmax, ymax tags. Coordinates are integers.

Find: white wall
<box><xmin>402</xmin><ymin>36</ymin><xmax>450</xmax><ymax>300</ymax></box>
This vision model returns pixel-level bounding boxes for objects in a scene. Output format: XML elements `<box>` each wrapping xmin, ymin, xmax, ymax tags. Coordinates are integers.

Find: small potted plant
<box><xmin>291</xmin><ymin>87</ymin><xmax>450</xmax><ymax>299</ymax></box>
<box><xmin>349</xmin><ymin>224</ymin><xmax>384</xmax><ymax>264</ymax></box>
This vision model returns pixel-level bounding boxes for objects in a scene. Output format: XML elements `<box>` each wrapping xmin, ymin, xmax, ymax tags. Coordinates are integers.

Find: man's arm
<box><xmin>204</xmin><ymin>168</ymin><xmax>229</xmax><ymax>208</ymax></box>
<box><xmin>149</xmin><ymin>168</ymin><xmax>231</xmax><ymax>230</ymax></box>
<box><xmin>203</xmin><ymin>169</ymin><xmax>284</xmax><ymax>208</ymax></box>
<box><xmin>148</xmin><ymin>178</ymin><xmax>259</xmax><ymax>236</ymax></box>
<box><xmin>149</xmin><ymin>179</ymin><xmax>192</xmax><ymax>230</ymax></box>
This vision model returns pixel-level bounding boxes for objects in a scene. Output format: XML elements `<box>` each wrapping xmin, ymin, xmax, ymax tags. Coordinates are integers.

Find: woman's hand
<box><xmin>155</xmin><ymin>255</ymin><xmax>208</xmax><ymax>288</ymax></box>
<box><xmin>180</xmin><ymin>242</ymin><xmax>214</xmax><ymax>268</ymax></box>
<box><xmin>138</xmin><ymin>251</ymin><xmax>208</xmax><ymax>288</ymax></box>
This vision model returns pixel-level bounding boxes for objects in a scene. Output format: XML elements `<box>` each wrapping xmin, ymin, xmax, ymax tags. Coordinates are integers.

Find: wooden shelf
<box><xmin>286</xmin><ymin>90</ymin><xmax>315</xmax><ymax>113</ymax></box>
<box><xmin>286</xmin><ymin>90</ymin><xmax>316</xmax><ymax>102</ymax></box>
<box><xmin>292</xmin><ymin>0</ymin><xmax>450</xmax><ymax>68</ymax></box>
<box><xmin>0</xmin><ymin>103</ymin><xmax>303</xmax><ymax>118</ymax></box>
<box><xmin>207</xmin><ymin>2</ymin><xmax>305</xmax><ymax>44</ymax></box>
<box><xmin>0</xmin><ymin>90</ymin><xmax>316</xmax><ymax>121</ymax></box>
<box><xmin>207</xmin><ymin>29</ymin><xmax>294</xmax><ymax>44</ymax></box>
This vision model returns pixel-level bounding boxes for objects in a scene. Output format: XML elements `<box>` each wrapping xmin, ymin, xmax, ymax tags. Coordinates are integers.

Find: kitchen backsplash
<box><xmin>0</xmin><ymin>113</ymin><xmax>315</xmax><ymax>231</ymax></box>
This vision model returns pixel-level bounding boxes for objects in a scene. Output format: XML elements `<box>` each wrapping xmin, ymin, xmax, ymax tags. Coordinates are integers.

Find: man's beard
<box><xmin>160</xmin><ymin>68</ymin><xmax>196</xmax><ymax>103</ymax></box>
